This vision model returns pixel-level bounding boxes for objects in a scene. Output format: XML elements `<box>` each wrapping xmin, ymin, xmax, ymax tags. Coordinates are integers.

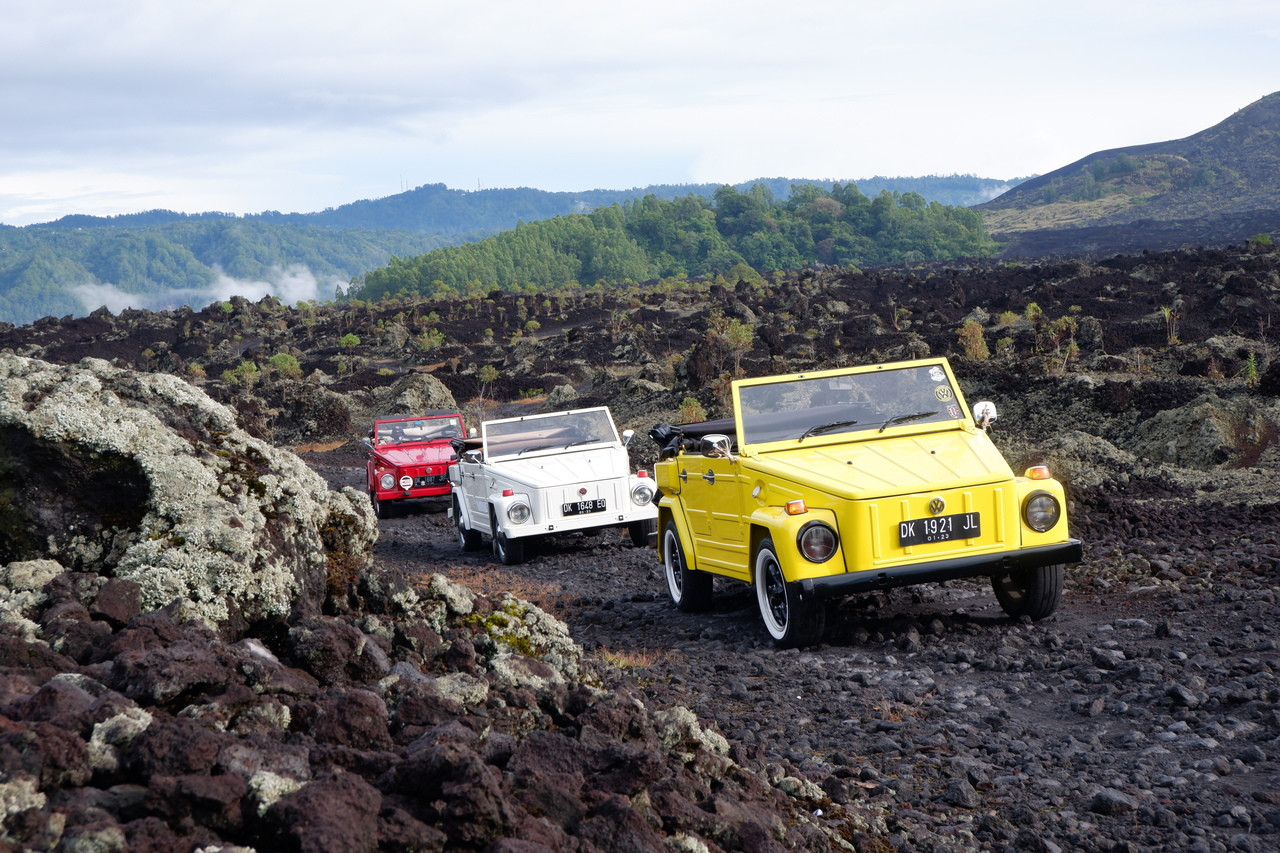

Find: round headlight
<box><xmin>507</xmin><ymin>502</ymin><xmax>531</xmax><ymax>524</ymax></box>
<box><xmin>378</xmin><ymin>473</ymin><xmax>395</xmax><ymax>490</ymax></box>
<box><xmin>1023</xmin><ymin>492</ymin><xmax>1061</xmax><ymax>532</ymax></box>
<box><xmin>631</xmin><ymin>483</ymin><xmax>655</xmax><ymax>505</ymax></box>
<box><xmin>797</xmin><ymin>522</ymin><xmax>838</xmax><ymax>563</ymax></box>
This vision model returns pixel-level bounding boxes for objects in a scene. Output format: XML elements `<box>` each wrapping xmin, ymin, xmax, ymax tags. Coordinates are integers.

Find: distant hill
<box><xmin>0</xmin><ymin>176</ymin><xmax>1023</xmax><ymax>327</ymax></box>
<box><xmin>28</xmin><ymin>176</ymin><xmax>1023</xmax><ymax>238</ymax></box>
<box><xmin>978</xmin><ymin>92</ymin><xmax>1280</xmax><ymax>256</ymax></box>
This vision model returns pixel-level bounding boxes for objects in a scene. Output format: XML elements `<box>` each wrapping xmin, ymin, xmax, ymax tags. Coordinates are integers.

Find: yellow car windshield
<box><xmin>737</xmin><ymin>363</ymin><xmax>963</xmax><ymax>445</ymax></box>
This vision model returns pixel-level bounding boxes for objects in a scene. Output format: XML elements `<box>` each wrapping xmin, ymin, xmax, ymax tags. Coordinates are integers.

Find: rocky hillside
<box><xmin>1</xmin><ymin>242</ymin><xmax>1278</xmax><ymax>851</ymax></box>
<box><xmin>979</xmin><ymin>92</ymin><xmax>1280</xmax><ymax>257</ymax></box>
<box><xmin>3</xmin><ymin>243</ymin><xmax>1278</xmax><ymax>449</ymax></box>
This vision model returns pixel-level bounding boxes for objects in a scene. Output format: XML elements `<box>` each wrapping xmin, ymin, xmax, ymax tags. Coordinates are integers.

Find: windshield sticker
<box><xmin>928</xmin><ymin>366</ymin><xmax>946</xmax><ymax>382</ymax></box>
<box><xmin>947</xmin><ymin>404</ymin><xmax>962</xmax><ymax>418</ymax></box>
<box><xmin>934</xmin><ymin>385</ymin><xmax>954</xmax><ymax>402</ymax></box>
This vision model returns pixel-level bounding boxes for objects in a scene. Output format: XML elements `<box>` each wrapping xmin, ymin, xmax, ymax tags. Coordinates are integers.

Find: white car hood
<box><xmin>490</xmin><ymin>447</ymin><xmax>626</xmax><ymax>488</ymax></box>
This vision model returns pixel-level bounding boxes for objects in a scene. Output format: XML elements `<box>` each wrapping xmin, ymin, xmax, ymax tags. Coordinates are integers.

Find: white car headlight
<box><xmin>631</xmin><ymin>483</ymin><xmax>655</xmax><ymax>505</ymax></box>
<box><xmin>507</xmin><ymin>502</ymin><xmax>531</xmax><ymax>524</ymax></box>
<box><xmin>378</xmin><ymin>473</ymin><xmax>395</xmax><ymax>490</ymax></box>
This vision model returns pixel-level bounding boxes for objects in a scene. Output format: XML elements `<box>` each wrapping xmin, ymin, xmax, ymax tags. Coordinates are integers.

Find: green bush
<box><xmin>957</xmin><ymin>319</ymin><xmax>989</xmax><ymax>361</ymax></box>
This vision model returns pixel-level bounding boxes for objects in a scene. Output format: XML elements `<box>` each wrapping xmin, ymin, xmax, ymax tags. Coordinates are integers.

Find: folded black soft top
<box><xmin>648</xmin><ymin>418</ymin><xmax>736</xmax><ymax>458</ymax></box>
<box><xmin>450</xmin><ymin>436</ymin><xmax>482</xmax><ymax>454</ymax></box>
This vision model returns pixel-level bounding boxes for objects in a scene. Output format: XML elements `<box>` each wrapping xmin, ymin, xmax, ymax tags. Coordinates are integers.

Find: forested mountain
<box><xmin>348</xmin><ymin>183</ymin><xmax>996</xmax><ymax>301</ymax></box>
<box><xmin>0</xmin><ymin>176</ymin><xmax>1017</xmax><ymax>327</ymax></box>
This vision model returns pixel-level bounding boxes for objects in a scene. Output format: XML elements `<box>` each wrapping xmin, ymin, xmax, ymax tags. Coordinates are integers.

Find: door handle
<box><xmin>702</xmin><ymin>470</ymin><xmax>715</xmax><ymax>484</ymax></box>
<box><xmin>678</xmin><ymin>470</ymin><xmax>688</xmax><ymax>481</ymax></box>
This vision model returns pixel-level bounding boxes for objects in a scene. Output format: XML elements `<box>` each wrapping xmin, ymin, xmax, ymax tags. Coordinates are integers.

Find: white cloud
<box><xmin>0</xmin><ymin>0</ymin><xmax>1277</xmax><ymax>225</ymax></box>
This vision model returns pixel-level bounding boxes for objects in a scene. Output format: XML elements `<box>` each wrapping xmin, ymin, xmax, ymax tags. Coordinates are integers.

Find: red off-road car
<box><xmin>365</xmin><ymin>411</ymin><xmax>466</xmax><ymax>518</ymax></box>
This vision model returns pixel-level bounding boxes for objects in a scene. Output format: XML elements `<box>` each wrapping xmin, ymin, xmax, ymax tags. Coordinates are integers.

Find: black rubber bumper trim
<box><xmin>799</xmin><ymin>540</ymin><xmax>1083</xmax><ymax>597</ymax></box>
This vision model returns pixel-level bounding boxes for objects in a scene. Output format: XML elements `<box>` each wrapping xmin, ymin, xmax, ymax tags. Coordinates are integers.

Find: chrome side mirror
<box><xmin>972</xmin><ymin>401</ymin><xmax>998</xmax><ymax>432</ymax></box>
<box><xmin>700</xmin><ymin>434</ymin><xmax>734</xmax><ymax>459</ymax></box>
<box><xmin>622</xmin><ymin>428</ymin><xmax>635</xmax><ymax>447</ymax></box>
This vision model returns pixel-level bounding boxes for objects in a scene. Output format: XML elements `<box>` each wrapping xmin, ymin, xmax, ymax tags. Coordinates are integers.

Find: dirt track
<box><xmin>305</xmin><ymin>442</ymin><xmax>1280</xmax><ymax>853</ymax></box>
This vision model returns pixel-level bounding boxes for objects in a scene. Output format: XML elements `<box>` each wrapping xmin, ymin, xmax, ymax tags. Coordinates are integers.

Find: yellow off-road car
<box><xmin>650</xmin><ymin>357</ymin><xmax>1082</xmax><ymax>647</ymax></box>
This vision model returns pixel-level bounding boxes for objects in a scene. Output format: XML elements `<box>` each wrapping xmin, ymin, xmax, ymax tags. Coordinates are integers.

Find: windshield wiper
<box><xmin>878</xmin><ymin>411</ymin><xmax>938</xmax><ymax>433</ymax></box>
<box><xmin>517</xmin><ymin>443</ymin><xmax>558</xmax><ymax>455</ymax></box>
<box><xmin>799</xmin><ymin>419</ymin><xmax>860</xmax><ymax>441</ymax></box>
<box><xmin>563</xmin><ymin>438</ymin><xmax>601</xmax><ymax>448</ymax></box>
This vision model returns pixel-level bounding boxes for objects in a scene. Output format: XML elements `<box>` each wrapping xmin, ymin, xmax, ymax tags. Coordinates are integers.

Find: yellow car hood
<box><xmin>752</xmin><ymin>429</ymin><xmax>1014</xmax><ymax>500</ymax></box>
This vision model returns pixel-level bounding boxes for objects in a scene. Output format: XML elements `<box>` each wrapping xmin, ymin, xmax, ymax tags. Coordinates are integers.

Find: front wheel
<box><xmin>493</xmin><ymin>528</ymin><xmax>525</xmax><ymax>565</ymax></box>
<box><xmin>629</xmin><ymin>518</ymin><xmax>657</xmax><ymax>548</ymax></box>
<box><xmin>754</xmin><ymin>538</ymin><xmax>824</xmax><ymax>648</ymax></box>
<box><xmin>370</xmin><ymin>491</ymin><xmax>390</xmax><ymax>520</ymax></box>
<box><xmin>992</xmin><ymin>564</ymin><xmax>1063</xmax><ymax>620</ymax></box>
<box><xmin>662</xmin><ymin>521</ymin><xmax>712</xmax><ymax>612</ymax></box>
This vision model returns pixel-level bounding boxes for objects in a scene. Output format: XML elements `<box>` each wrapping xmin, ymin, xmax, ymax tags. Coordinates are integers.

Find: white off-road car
<box><xmin>448</xmin><ymin>406</ymin><xmax>659</xmax><ymax>564</ymax></box>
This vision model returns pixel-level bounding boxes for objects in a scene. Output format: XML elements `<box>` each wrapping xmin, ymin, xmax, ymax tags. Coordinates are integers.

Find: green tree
<box><xmin>267</xmin><ymin>353</ymin><xmax>302</xmax><ymax>379</ymax></box>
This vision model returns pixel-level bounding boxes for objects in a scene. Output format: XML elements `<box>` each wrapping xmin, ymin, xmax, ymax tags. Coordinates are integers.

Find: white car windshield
<box><xmin>736</xmin><ymin>363</ymin><xmax>963</xmax><ymax>445</ymax></box>
<box><xmin>483</xmin><ymin>409</ymin><xmax>618</xmax><ymax>458</ymax></box>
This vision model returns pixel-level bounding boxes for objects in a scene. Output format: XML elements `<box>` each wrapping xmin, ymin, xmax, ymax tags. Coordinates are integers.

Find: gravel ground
<box><xmin>306</xmin><ymin>448</ymin><xmax>1280</xmax><ymax>853</ymax></box>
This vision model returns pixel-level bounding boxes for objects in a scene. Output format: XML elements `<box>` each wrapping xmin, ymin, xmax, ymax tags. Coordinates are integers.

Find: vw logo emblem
<box><xmin>929</xmin><ymin>497</ymin><xmax>946</xmax><ymax>515</ymax></box>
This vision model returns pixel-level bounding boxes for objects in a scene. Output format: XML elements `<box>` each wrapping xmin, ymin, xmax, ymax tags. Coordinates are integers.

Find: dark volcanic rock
<box><xmin>1</xmin><ymin>245</ymin><xmax>1278</xmax><ymax>851</ymax></box>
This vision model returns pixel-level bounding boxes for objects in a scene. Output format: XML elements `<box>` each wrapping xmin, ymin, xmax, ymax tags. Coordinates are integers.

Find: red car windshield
<box><xmin>374</xmin><ymin>418</ymin><xmax>463</xmax><ymax>446</ymax></box>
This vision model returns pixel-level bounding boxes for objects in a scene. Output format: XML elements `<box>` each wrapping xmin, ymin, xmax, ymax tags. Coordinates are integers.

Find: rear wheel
<box><xmin>754</xmin><ymin>538</ymin><xmax>824</xmax><ymax>648</ymax></box>
<box><xmin>454</xmin><ymin>495</ymin><xmax>482</xmax><ymax>551</ymax></box>
<box><xmin>992</xmin><ymin>564</ymin><xmax>1063</xmax><ymax>619</ymax></box>
<box><xmin>662</xmin><ymin>521</ymin><xmax>712</xmax><ymax>612</ymax></box>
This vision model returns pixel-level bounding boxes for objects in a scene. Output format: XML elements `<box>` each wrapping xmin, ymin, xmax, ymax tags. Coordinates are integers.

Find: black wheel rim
<box><xmin>763</xmin><ymin>556</ymin><xmax>788</xmax><ymax>629</ymax></box>
<box><xmin>665</xmin><ymin>529</ymin><xmax>683</xmax><ymax>598</ymax></box>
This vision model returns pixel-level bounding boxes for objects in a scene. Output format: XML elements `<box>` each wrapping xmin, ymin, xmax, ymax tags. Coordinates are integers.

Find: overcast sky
<box><xmin>2</xmin><ymin>0</ymin><xmax>1277</xmax><ymax>227</ymax></box>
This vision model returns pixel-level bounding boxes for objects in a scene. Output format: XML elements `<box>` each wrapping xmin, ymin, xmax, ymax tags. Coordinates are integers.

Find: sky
<box><xmin>2</xmin><ymin>0</ymin><xmax>1278</xmax><ymax>228</ymax></box>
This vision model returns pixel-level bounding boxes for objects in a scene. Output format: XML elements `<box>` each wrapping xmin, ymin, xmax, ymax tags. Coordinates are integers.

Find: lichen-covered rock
<box><xmin>1128</xmin><ymin>392</ymin><xmax>1280</xmax><ymax>470</ymax></box>
<box><xmin>0</xmin><ymin>355</ymin><xmax>376</xmax><ymax>631</ymax></box>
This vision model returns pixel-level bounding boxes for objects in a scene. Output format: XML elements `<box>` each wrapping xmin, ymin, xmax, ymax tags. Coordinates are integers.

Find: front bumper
<box><xmin>504</xmin><ymin>507</ymin><xmax>658</xmax><ymax>540</ymax></box>
<box><xmin>799</xmin><ymin>540</ymin><xmax>1083</xmax><ymax>597</ymax></box>
<box><xmin>378</xmin><ymin>484</ymin><xmax>454</xmax><ymax>502</ymax></box>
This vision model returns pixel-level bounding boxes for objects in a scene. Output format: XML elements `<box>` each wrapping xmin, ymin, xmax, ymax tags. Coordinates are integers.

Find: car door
<box><xmin>455</xmin><ymin>452</ymin><xmax>491</xmax><ymax>534</ymax></box>
<box><xmin>678</xmin><ymin>452</ymin><xmax>748</xmax><ymax>578</ymax></box>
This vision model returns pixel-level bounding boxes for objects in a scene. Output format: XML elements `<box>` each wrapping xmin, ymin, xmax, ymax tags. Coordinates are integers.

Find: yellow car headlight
<box><xmin>1023</xmin><ymin>492</ymin><xmax>1061</xmax><ymax>532</ymax></box>
<box><xmin>797</xmin><ymin>522</ymin><xmax>838</xmax><ymax>563</ymax></box>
